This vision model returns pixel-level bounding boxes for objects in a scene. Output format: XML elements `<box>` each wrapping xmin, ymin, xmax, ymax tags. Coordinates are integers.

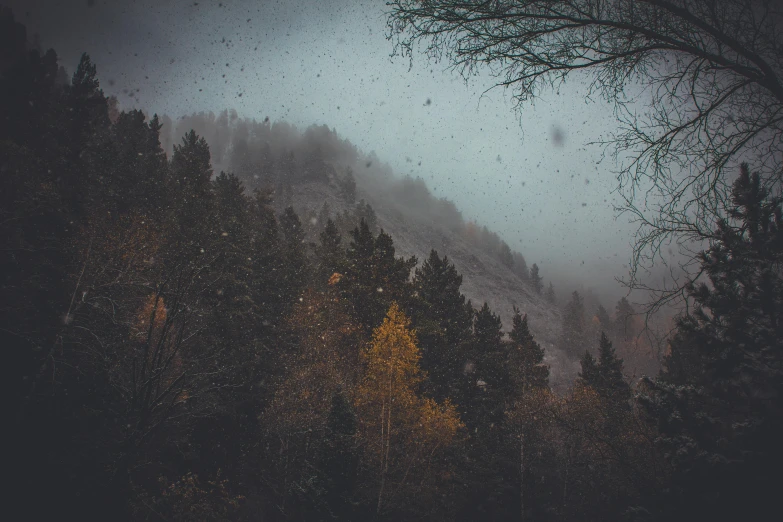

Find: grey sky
<box><xmin>9</xmin><ymin>0</ymin><xmax>641</xmax><ymax>302</ymax></box>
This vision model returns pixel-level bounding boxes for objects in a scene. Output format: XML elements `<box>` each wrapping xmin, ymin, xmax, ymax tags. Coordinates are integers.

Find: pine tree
<box><xmin>513</xmin><ymin>252</ymin><xmax>529</xmax><ymax>282</ymax></box>
<box><xmin>545</xmin><ymin>282</ymin><xmax>556</xmax><ymax>304</ymax></box>
<box><xmin>100</xmin><ymin>110</ymin><xmax>169</xmax><ymax>217</ymax></box>
<box><xmin>344</xmin><ymin>221</ymin><xmax>416</xmax><ymax>332</ymax></box>
<box><xmin>559</xmin><ymin>291</ymin><xmax>586</xmax><ymax>356</ymax></box>
<box><xmin>317</xmin><ymin>218</ymin><xmax>345</xmax><ymax>287</ymax></box>
<box><xmin>412</xmin><ymin>250</ymin><xmax>473</xmax><ymax>402</ymax></box>
<box><xmin>279</xmin><ymin>206</ymin><xmax>308</xmax><ymax>298</ymax></box>
<box><xmin>318</xmin><ymin>389</ymin><xmax>358</xmax><ymax>520</ymax></box>
<box><xmin>638</xmin><ymin>165</ymin><xmax>783</xmax><ymax>521</ymax></box>
<box><xmin>317</xmin><ymin>201</ymin><xmax>332</xmax><ymax>230</ymax></box>
<box><xmin>170</xmin><ymin>129</ymin><xmax>214</xmax><ymax>241</ymax></box>
<box><xmin>529</xmin><ymin>264</ymin><xmax>543</xmax><ymax>294</ymax></box>
<box><xmin>578</xmin><ymin>350</ymin><xmax>600</xmax><ymax>389</ymax></box>
<box><xmin>467</xmin><ymin>302</ymin><xmax>508</xmax><ymax>431</ymax></box>
<box><xmin>340</xmin><ymin>166</ymin><xmax>357</xmax><ymax>203</ymax></box>
<box><xmin>65</xmin><ymin>53</ymin><xmax>110</xmax><ymax>214</ymax></box>
<box><xmin>595</xmin><ymin>304</ymin><xmax>613</xmax><ymax>334</ymax></box>
<box><xmin>596</xmin><ymin>332</ymin><xmax>631</xmax><ymax>405</ymax></box>
<box><xmin>509</xmin><ymin>307</ymin><xmax>549</xmax><ymax>393</ymax></box>
<box><xmin>498</xmin><ymin>241</ymin><xmax>514</xmax><ymax>268</ymax></box>
<box><xmin>615</xmin><ymin>297</ymin><xmax>636</xmax><ymax>341</ymax></box>
<box><xmin>578</xmin><ymin>332</ymin><xmax>629</xmax><ymax>403</ymax></box>
<box><xmin>354</xmin><ymin>200</ymin><xmax>377</xmax><ymax>232</ymax></box>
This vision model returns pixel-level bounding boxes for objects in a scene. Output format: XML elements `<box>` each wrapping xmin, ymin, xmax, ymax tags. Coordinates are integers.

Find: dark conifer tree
<box><xmin>529</xmin><ymin>263</ymin><xmax>543</xmax><ymax>294</ymax></box>
<box><xmin>460</xmin><ymin>302</ymin><xmax>518</xmax><ymax>522</ymax></box>
<box><xmin>595</xmin><ymin>304</ymin><xmax>613</xmax><ymax>335</ymax></box>
<box><xmin>170</xmin><ymin>129</ymin><xmax>214</xmax><ymax>241</ymax></box>
<box><xmin>340</xmin><ymin>166</ymin><xmax>357</xmax><ymax>204</ymax></box>
<box><xmin>317</xmin><ymin>389</ymin><xmax>359</xmax><ymax>520</ymax></box>
<box><xmin>639</xmin><ymin>165</ymin><xmax>783</xmax><ymax>522</ymax></box>
<box><xmin>512</xmin><ymin>252</ymin><xmax>529</xmax><ymax>282</ymax></box>
<box><xmin>354</xmin><ymin>199</ymin><xmax>377</xmax><ymax>232</ymax></box>
<box><xmin>412</xmin><ymin>250</ymin><xmax>473</xmax><ymax>402</ymax></box>
<box><xmin>344</xmin><ymin>220</ymin><xmax>415</xmax><ymax>331</ymax></box>
<box><xmin>560</xmin><ymin>290</ymin><xmax>586</xmax><ymax>356</ymax></box>
<box><xmin>468</xmin><ymin>302</ymin><xmax>507</xmax><ymax>430</ymax></box>
<box><xmin>317</xmin><ymin>218</ymin><xmax>345</xmax><ymax>287</ymax></box>
<box><xmin>509</xmin><ymin>306</ymin><xmax>549</xmax><ymax>393</ymax></box>
<box><xmin>498</xmin><ymin>241</ymin><xmax>514</xmax><ymax>268</ymax></box>
<box><xmin>279</xmin><ymin>206</ymin><xmax>309</xmax><ymax>298</ymax></box>
<box><xmin>614</xmin><ymin>297</ymin><xmax>636</xmax><ymax>341</ymax></box>
<box><xmin>578</xmin><ymin>350</ymin><xmax>600</xmax><ymax>389</ymax></box>
<box><xmin>545</xmin><ymin>282</ymin><xmax>556</xmax><ymax>304</ymax></box>
<box><xmin>579</xmin><ymin>333</ymin><xmax>629</xmax><ymax>403</ymax></box>
<box><xmin>596</xmin><ymin>332</ymin><xmax>631</xmax><ymax>405</ymax></box>
<box><xmin>100</xmin><ymin>110</ymin><xmax>169</xmax><ymax>217</ymax></box>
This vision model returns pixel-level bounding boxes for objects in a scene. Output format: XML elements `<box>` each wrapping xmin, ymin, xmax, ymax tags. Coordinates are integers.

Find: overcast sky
<box><xmin>8</xmin><ymin>0</ymin><xmax>644</xmax><ymax>301</ymax></box>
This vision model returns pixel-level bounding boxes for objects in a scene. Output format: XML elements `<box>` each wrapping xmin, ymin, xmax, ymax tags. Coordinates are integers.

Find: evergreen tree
<box><xmin>529</xmin><ymin>263</ymin><xmax>543</xmax><ymax>294</ymax></box>
<box><xmin>578</xmin><ymin>332</ymin><xmax>629</xmax><ymax>404</ymax></box>
<box><xmin>498</xmin><ymin>241</ymin><xmax>514</xmax><ymax>268</ymax></box>
<box><xmin>317</xmin><ymin>201</ymin><xmax>332</xmax><ymax>229</ymax></box>
<box><xmin>317</xmin><ymin>218</ymin><xmax>345</xmax><ymax>287</ymax></box>
<box><xmin>513</xmin><ymin>252</ymin><xmax>529</xmax><ymax>282</ymax></box>
<box><xmin>170</xmin><ymin>129</ymin><xmax>214</xmax><ymax>240</ymax></box>
<box><xmin>596</xmin><ymin>332</ymin><xmax>631</xmax><ymax>405</ymax></box>
<box><xmin>344</xmin><ymin>220</ymin><xmax>415</xmax><ymax>331</ymax></box>
<box><xmin>467</xmin><ymin>302</ymin><xmax>507</xmax><ymax>431</ymax></box>
<box><xmin>318</xmin><ymin>389</ymin><xmax>358</xmax><ymax>520</ymax></box>
<box><xmin>614</xmin><ymin>297</ymin><xmax>636</xmax><ymax>341</ymax></box>
<box><xmin>509</xmin><ymin>307</ymin><xmax>549</xmax><ymax>393</ymax></box>
<box><xmin>578</xmin><ymin>350</ymin><xmax>600</xmax><ymax>389</ymax></box>
<box><xmin>545</xmin><ymin>282</ymin><xmax>556</xmax><ymax>304</ymax></box>
<box><xmin>354</xmin><ymin>199</ymin><xmax>377</xmax><ymax>232</ymax></box>
<box><xmin>279</xmin><ymin>206</ymin><xmax>309</xmax><ymax>298</ymax></box>
<box><xmin>340</xmin><ymin>166</ymin><xmax>357</xmax><ymax>203</ymax></box>
<box><xmin>639</xmin><ymin>165</ymin><xmax>783</xmax><ymax>521</ymax></box>
<box><xmin>412</xmin><ymin>250</ymin><xmax>473</xmax><ymax>402</ymax></box>
<box><xmin>559</xmin><ymin>291</ymin><xmax>586</xmax><ymax>356</ymax></box>
<box><xmin>98</xmin><ymin>110</ymin><xmax>169</xmax><ymax>217</ymax></box>
<box><xmin>64</xmin><ymin>53</ymin><xmax>110</xmax><ymax>215</ymax></box>
<box><xmin>595</xmin><ymin>304</ymin><xmax>613</xmax><ymax>334</ymax></box>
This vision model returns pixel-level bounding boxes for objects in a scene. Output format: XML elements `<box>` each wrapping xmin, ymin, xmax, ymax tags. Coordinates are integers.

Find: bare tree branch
<box><xmin>386</xmin><ymin>0</ymin><xmax>783</xmax><ymax>312</ymax></box>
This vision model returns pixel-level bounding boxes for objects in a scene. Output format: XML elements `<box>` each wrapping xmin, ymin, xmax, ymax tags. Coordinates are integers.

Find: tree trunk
<box><xmin>520</xmin><ymin>430</ymin><xmax>525</xmax><ymax>522</ymax></box>
<box><xmin>377</xmin><ymin>348</ymin><xmax>396</xmax><ymax>514</ymax></box>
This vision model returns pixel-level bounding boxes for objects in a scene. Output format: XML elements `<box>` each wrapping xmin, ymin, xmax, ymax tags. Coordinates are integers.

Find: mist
<box><xmin>8</xmin><ymin>0</ymin><xmax>647</xmax><ymax>305</ymax></box>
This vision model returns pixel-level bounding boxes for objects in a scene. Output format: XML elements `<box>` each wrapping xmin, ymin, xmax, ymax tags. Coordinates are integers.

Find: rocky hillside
<box><xmin>174</xmin><ymin>111</ymin><xmax>577</xmax><ymax>385</ymax></box>
<box><xmin>284</xmin><ymin>180</ymin><xmax>579</xmax><ymax>387</ymax></box>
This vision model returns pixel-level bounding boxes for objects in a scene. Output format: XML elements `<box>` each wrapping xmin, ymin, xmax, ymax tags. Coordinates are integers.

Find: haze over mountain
<box><xmin>7</xmin><ymin>0</ymin><xmax>646</xmax><ymax>306</ymax></box>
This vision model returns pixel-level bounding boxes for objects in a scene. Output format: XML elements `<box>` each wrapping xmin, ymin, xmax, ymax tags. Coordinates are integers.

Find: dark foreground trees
<box><xmin>638</xmin><ymin>164</ymin><xmax>783</xmax><ymax>522</ymax></box>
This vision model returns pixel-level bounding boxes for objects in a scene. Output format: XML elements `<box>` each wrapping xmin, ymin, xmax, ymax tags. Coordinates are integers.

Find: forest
<box><xmin>3</xmin><ymin>2</ymin><xmax>783</xmax><ymax>522</ymax></box>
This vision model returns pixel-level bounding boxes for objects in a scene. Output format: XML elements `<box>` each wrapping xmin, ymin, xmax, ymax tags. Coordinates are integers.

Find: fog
<box><xmin>10</xmin><ymin>0</ymin><xmax>644</xmax><ymax>304</ymax></box>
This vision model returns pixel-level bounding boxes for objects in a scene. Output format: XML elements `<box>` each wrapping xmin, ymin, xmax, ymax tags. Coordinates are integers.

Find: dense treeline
<box><xmin>3</xmin><ymin>8</ymin><xmax>782</xmax><ymax>522</ymax></box>
<box><xmin>163</xmin><ymin>108</ymin><xmax>531</xmax><ymax>280</ymax></box>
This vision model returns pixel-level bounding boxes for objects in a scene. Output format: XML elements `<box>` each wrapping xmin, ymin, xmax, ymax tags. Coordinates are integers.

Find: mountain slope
<box><xmin>286</xmin><ymin>180</ymin><xmax>578</xmax><ymax>386</ymax></box>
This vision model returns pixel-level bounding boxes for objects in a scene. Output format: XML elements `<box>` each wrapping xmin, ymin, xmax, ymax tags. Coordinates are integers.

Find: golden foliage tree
<box><xmin>355</xmin><ymin>302</ymin><xmax>463</xmax><ymax>515</ymax></box>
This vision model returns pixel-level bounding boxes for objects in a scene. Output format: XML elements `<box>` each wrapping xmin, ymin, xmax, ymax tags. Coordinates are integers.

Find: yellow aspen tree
<box><xmin>356</xmin><ymin>302</ymin><xmax>462</xmax><ymax>514</ymax></box>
